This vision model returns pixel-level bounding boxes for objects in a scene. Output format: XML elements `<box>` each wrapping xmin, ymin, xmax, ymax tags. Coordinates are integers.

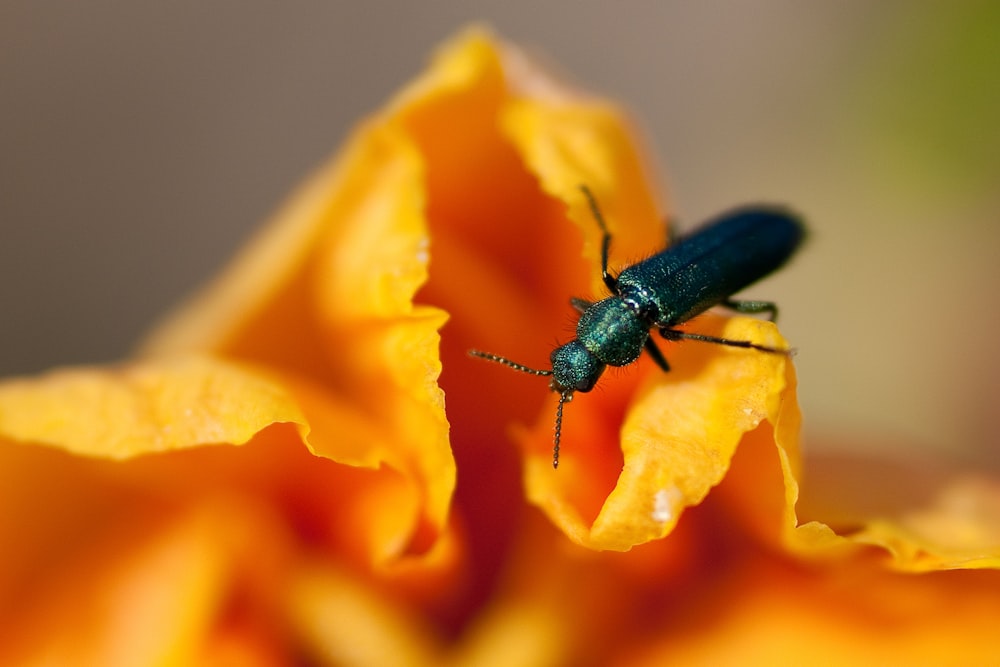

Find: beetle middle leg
<box><xmin>644</xmin><ymin>338</ymin><xmax>671</xmax><ymax>372</ymax></box>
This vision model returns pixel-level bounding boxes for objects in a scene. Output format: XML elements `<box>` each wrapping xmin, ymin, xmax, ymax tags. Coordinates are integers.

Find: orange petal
<box><xmin>448</xmin><ymin>511</ymin><xmax>697</xmax><ymax>666</ymax></box>
<box><xmin>624</xmin><ymin>557</ymin><xmax>1000</xmax><ymax>666</ymax></box>
<box><xmin>0</xmin><ymin>500</ymin><xmax>293</xmax><ymax>666</ymax></box>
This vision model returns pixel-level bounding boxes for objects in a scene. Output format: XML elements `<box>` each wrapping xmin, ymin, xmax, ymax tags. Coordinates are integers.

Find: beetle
<box><xmin>470</xmin><ymin>186</ymin><xmax>805</xmax><ymax>468</ymax></box>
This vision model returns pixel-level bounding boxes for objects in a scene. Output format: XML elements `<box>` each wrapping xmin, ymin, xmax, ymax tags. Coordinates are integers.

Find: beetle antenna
<box><xmin>469</xmin><ymin>350</ymin><xmax>573</xmax><ymax>470</ymax></box>
<box><xmin>553</xmin><ymin>391</ymin><xmax>571</xmax><ymax>469</ymax></box>
<box><xmin>468</xmin><ymin>350</ymin><xmax>553</xmax><ymax>376</ymax></box>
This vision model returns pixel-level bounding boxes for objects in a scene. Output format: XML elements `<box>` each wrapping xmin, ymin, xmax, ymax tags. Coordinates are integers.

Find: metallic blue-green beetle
<box><xmin>471</xmin><ymin>187</ymin><xmax>805</xmax><ymax>468</ymax></box>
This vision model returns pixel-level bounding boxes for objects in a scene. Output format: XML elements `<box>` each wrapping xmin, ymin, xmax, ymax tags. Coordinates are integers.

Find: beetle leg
<box><xmin>721</xmin><ymin>298</ymin><xmax>779</xmax><ymax>321</ymax></box>
<box><xmin>643</xmin><ymin>337</ymin><xmax>671</xmax><ymax>372</ymax></box>
<box><xmin>580</xmin><ymin>185</ymin><xmax>620</xmax><ymax>294</ymax></box>
<box><xmin>660</xmin><ymin>327</ymin><xmax>790</xmax><ymax>355</ymax></box>
<box><xmin>665</xmin><ymin>216</ymin><xmax>679</xmax><ymax>247</ymax></box>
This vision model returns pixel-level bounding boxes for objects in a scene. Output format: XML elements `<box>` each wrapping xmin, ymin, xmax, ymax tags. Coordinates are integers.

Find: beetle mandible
<box><xmin>470</xmin><ymin>186</ymin><xmax>805</xmax><ymax>468</ymax></box>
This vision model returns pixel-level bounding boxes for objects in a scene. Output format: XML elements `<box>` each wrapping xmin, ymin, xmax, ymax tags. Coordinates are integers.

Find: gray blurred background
<box><xmin>2</xmin><ymin>2</ymin><xmax>998</xmax><ymax>464</ymax></box>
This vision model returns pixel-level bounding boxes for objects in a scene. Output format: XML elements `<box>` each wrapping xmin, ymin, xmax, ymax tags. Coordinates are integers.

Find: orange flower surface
<box><xmin>2</xmin><ymin>28</ymin><xmax>1000</xmax><ymax>666</ymax></box>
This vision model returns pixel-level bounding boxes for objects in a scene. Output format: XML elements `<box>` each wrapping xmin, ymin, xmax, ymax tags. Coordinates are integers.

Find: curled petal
<box><xmin>523</xmin><ymin>316</ymin><xmax>798</xmax><ymax>551</ymax></box>
<box><xmin>501</xmin><ymin>94</ymin><xmax>666</xmax><ymax>297</ymax></box>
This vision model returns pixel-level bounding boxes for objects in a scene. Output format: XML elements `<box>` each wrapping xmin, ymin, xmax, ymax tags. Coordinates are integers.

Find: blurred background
<box><xmin>1</xmin><ymin>2</ymin><xmax>997</xmax><ymax>465</ymax></box>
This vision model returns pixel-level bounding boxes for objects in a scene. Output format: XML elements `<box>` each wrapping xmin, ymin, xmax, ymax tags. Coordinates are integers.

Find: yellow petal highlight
<box><xmin>450</xmin><ymin>600</ymin><xmax>567</xmax><ymax>667</ymax></box>
<box><xmin>288</xmin><ymin>561</ymin><xmax>442</xmax><ymax>667</ymax></box>
<box><xmin>0</xmin><ymin>355</ymin><xmax>305</xmax><ymax>458</ymax></box>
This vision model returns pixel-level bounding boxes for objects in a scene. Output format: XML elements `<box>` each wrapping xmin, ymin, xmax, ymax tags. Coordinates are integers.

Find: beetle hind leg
<box><xmin>721</xmin><ymin>298</ymin><xmax>779</xmax><ymax>321</ymax></box>
<box><xmin>659</xmin><ymin>327</ymin><xmax>790</xmax><ymax>356</ymax></box>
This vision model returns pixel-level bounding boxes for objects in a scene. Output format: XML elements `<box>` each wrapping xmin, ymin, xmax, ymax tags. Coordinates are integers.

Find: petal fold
<box><xmin>792</xmin><ymin>450</ymin><xmax>1000</xmax><ymax>570</ymax></box>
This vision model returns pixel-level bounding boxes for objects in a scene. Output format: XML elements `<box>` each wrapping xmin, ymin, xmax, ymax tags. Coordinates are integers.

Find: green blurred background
<box><xmin>2</xmin><ymin>2</ymin><xmax>997</xmax><ymax>464</ymax></box>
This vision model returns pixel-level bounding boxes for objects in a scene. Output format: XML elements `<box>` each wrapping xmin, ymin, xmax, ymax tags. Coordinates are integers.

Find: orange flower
<box><xmin>2</xmin><ymin>27</ymin><xmax>999</xmax><ymax>665</ymax></box>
